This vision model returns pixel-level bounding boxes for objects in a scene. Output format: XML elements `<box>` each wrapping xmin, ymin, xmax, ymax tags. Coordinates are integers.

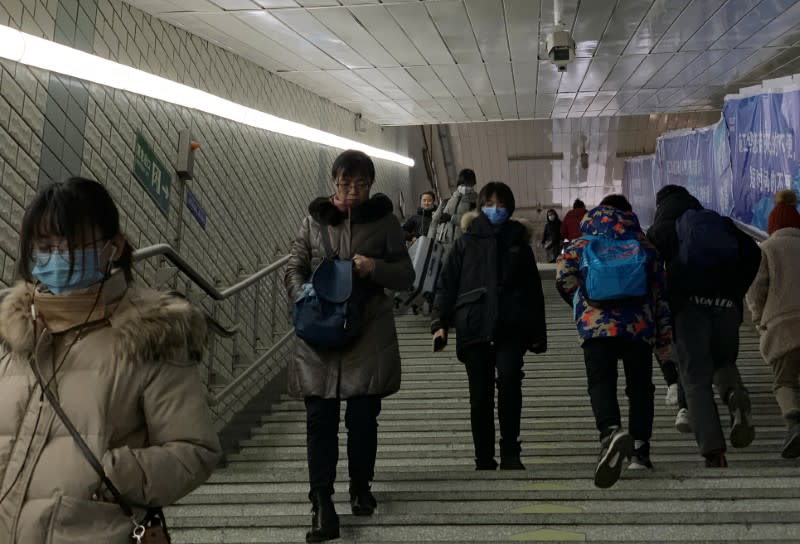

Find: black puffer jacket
<box><xmin>646</xmin><ymin>185</ymin><xmax>761</xmax><ymax>313</ymax></box>
<box><xmin>431</xmin><ymin>211</ymin><xmax>547</xmax><ymax>360</ymax></box>
<box><xmin>402</xmin><ymin>207</ymin><xmax>436</xmax><ymax>239</ymax></box>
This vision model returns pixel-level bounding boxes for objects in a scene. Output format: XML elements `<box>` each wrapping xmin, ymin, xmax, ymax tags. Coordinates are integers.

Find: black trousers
<box><xmin>674</xmin><ymin>300</ymin><xmax>747</xmax><ymax>456</ymax></box>
<box><xmin>461</xmin><ymin>341</ymin><xmax>526</xmax><ymax>462</ymax></box>
<box><xmin>659</xmin><ymin>357</ymin><xmax>688</xmax><ymax>409</ymax></box>
<box><xmin>305</xmin><ymin>395</ymin><xmax>382</xmax><ymax>497</ymax></box>
<box><xmin>582</xmin><ymin>338</ymin><xmax>655</xmax><ymax>442</ymax></box>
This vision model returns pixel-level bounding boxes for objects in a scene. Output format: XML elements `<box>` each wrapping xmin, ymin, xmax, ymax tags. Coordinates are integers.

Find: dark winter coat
<box><xmin>285</xmin><ymin>194</ymin><xmax>415</xmax><ymax>399</ymax></box>
<box><xmin>646</xmin><ymin>185</ymin><xmax>761</xmax><ymax>313</ymax></box>
<box><xmin>560</xmin><ymin>207</ymin><xmax>587</xmax><ymax>241</ymax></box>
<box><xmin>402</xmin><ymin>207</ymin><xmax>449</xmax><ymax>240</ymax></box>
<box><xmin>431</xmin><ymin>211</ymin><xmax>547</xmax><ymax>360</ymax></box>
<box><xmin>542</xmin><ymin>215</ymin><xmax>563</xmax><ymax>261</ymax></box>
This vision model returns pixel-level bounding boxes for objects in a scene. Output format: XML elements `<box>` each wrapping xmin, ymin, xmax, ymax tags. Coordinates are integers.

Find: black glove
<box><xmin>440</xmin><ymin>212</ymin><xmax>452</xmax><ymax>223</ymax></box>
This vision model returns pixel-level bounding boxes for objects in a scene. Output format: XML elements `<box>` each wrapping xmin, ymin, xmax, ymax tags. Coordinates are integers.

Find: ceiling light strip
<box><xmin>0</xmin><ymin>25</ymin><xmax>414</xmax><ymax>167</ymax></box>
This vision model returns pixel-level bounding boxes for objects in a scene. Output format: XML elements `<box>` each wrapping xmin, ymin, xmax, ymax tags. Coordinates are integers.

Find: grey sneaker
<box><xmin>675</xmin><ymin>408</ymin><xmax>692</xmax><ymax>434</ymax></box>
<box><xmin>628</xmin><ymin>441</ymin><xmax>654</xmax><ymax>470</ymax></box>
<box><xmin>594</xmin><ymin>428</ymin><xmax>634</xmax><ymax>489</ymax></box>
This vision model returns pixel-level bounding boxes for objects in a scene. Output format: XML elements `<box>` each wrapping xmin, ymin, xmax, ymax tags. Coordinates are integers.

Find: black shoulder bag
<box><xmin>28</xmin><ymin>359</ymin><xmax>171</xmax><ymax>543</ymax></box>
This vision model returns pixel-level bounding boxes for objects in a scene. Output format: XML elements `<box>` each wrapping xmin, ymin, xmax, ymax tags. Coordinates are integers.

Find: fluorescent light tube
<box><xmin>0</xmin><ymin>24</ymin><xmax>414</xmax><ymax>167</ymax></box>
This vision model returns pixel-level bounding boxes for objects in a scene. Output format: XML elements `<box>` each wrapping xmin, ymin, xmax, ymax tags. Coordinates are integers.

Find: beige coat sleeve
<box><xmin>746</xmin><ymin>248</ymin><xmax>769</xmax><ymax>327</ymax></box>
<box><xmin>285</xmin><ymin>217</ymin><xmax>313</xmax><ymax>302</ymax></box>
<box><xmin>102</xmin><ymin>361</ymin><xmax>222</xmax><ymax>507</ymax></box>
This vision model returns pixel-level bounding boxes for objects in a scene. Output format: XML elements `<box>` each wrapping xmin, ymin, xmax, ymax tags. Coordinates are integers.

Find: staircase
<box><xmin>169</xmin><ymin>275</ymin><xmax>800</xmax><ymax>543</ymax></box>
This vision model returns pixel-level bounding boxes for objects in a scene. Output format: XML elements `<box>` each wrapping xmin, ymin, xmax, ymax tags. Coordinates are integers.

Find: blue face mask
<box><xmin>31</xmin><ymin>246</ymin><xmax>110</xmax><ymax>294</ymax></box>
<box><xmin>482</xmin><ymin>206</ymin><xmax>509</xmax><ymax>225</ymax></box>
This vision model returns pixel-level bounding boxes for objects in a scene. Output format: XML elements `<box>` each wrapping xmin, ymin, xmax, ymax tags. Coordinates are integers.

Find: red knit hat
<box><xmin>768</xmin><ymin>189</ymin><xmax>800</xmax><ymax>235</ymax></box>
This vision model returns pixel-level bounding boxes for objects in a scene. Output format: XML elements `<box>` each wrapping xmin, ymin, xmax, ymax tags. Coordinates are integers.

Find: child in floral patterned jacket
<box><xmin>556</xmin><ymin>194</ymin><xmax>672</xmax><ymax>489</ymax></box>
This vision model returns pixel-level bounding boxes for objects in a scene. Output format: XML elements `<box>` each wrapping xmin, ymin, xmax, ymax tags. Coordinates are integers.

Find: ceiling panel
<box><xmin>653</xmin><ymin>0</ymin><xmax>729</xmax><ymax>53</ymax></box>
<box><xmin>710</xmin><ymin>0</ymin><xmax>798</xmax><ymax>49</ymax></box>
<box><xmin>681</xmin><ymin>0</ymin><xmax>762</xmax><ymax>51</ymax></box>
<box><xmin>595</xmin><ymin>0</ymin><xmax>657</xmax><ymax>57</ymax></box>
<box><xmin>124</xmin><ymin>0</ymin><xmax>800</xmax><ymax>125</ymax></box>
<box><xmin>465</xmin><ymin>0</ymin><xmax>510</xmax><ymax>63</ymax></box>
<box><xmin>572</xmin><ymin>0</ymin><xmax>617</xmax><ymax>58</ymax></box>
<box><xmin>272</xmin><ymin>9</ymin><xmax>371</xmax><ymax>68</ymax></box>
<box><xmin>505</xmin><ymin>0</ymin><xmax>541</xmax><ymax>63</ymax></box>
<box><xmin>387</xmin><ymin>3</ymin><xmax>454</xmax><ymax>65</ymax></box>
<box><xmin>348</xmin><ymin>5</ymin><xmax>427</xmax><ymax>66</ymax></box>
<box><xmin>426</xmin><ymin>1</ymin><xmax>482</xmax><ymax>64</ymax></box>
<box><xmin>310</xmin><ymin>7</ymin><xmax>399</xmax><ymax>68</ymax></box>
<box><xmin>623</xmin><ymin>0</ymin><xmax>692</xmax><ymax>55</ymax></box>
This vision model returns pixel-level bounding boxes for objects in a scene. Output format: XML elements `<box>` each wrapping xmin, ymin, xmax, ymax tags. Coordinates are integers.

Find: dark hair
<box><xmin>331</xmin><ymin>150</ymin><xmax>375</xmax><ymax>182</ymax></box>
<box><xmin>17</xmin><ymin>177</ymin><xmax>134</xmax><ymax>282</ymax></box>
<box><xmin>420</xmin><ymin>191</ymin><xmax>435</xmax><ymax>202</ymax></box>
<box><xmin>457</xmin><ymin>168</ymin><xmax>476</xmax><ymax>186</ymax></box>
<box><xmin>547</xmin><ymin>208</ymin><xmax>559</xmax><ymax>219</ymax></box>
<box><xmin>599</xmin><ymin>194</ymin><xmax>633</xmax><ymax>213</ymax></box>
<box><xmin>478</xmin><ymin>181</ymin><xmax>515</xmax><ymax>217</ymax></box>
<box><xmin>573</xmin><ymin>199</ymin><xmax>586</xmax><ymax>209</ymax></box>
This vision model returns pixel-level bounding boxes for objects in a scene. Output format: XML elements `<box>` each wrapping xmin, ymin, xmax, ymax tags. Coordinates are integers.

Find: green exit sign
<box><xmin>133</xmin><ymin>132</ymin><xmax>171</xmax><ymax>216</ymax></box>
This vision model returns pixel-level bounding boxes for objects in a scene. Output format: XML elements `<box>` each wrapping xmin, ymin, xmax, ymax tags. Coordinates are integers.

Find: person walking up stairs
<box><xmin>556</xmin><ymin>194</ymin><xmax>672</xmax><ymax>489</ymax></box>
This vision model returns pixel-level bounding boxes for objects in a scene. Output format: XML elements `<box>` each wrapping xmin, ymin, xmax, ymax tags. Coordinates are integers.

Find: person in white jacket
<box><xmin>746</xmin><ymin>189</ymin><xmax>800</xmax><ymax>459</ymax></box>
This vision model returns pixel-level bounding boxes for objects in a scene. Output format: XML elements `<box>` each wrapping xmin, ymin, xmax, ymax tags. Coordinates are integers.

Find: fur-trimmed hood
<box><xmin>308</xmin><ymin>193</ymin><xmax>394</xmax><ymax>226</ymax></box>
<box><xmin>0</xmin><ymin>281</ymin><xmax>207</xmax><ymax>363</ymax></box>
<box><xmin>460</xmin><ymin>210</ymin><xmax>534</xmax><ymax>243</ymax></box>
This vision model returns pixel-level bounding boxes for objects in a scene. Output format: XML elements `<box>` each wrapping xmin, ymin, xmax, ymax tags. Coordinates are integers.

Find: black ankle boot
<box><xmin>727</xmin><ymin>390</ymin><xmax>755</xmax><ymax>448</ymax></box>
<box><xmin>499</xmin><ymin>440</ymin><xmax>525</xmax><ymax>470</ymax></box>
<box><xmin>349</xmin><ymin>481</ymin><xmax>377</xmax><ymax>516</ymax></box>
<box><xmin>306</xmin><ymin>490</ymin><xmax>339</xmax><ymax>543</ymax></box>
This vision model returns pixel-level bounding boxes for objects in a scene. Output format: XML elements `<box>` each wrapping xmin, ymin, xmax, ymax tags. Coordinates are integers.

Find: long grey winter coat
<box><xmin>285</xmin><ymin>194</ymin><xmax>415</xmax><ymax>399</ymax></box>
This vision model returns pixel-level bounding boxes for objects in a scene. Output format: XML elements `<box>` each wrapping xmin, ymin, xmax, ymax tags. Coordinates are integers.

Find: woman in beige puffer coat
<box><xmin>0</xmin><ymin>178</ymin><xmax>222</xmax><ymax>543</ymax></box>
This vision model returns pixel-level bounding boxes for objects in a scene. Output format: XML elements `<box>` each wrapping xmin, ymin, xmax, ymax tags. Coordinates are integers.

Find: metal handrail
<box><xmin>132</xmin><ymin>244</ymin><xmax>291</xmax><ymax>300</ymax></box>
<box><xmin>732</xmin><ymin>219</ymin><xmax>768</xmax><ymax>242</ymax></box>
<box><xmin>209</xmin><ymin>329</ymin><xmax>294</xmax><ymax>406</ymax></box>
<box><xmin>132</xmin><ymin>243</ymin><xmax>294</xmax><ymax>408</ymax></box>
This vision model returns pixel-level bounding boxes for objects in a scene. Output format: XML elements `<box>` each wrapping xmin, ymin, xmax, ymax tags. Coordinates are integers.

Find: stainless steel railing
<box><xmin>133</xmin><ymin>244</ymin><xmax>292</xmax><ymax>408</ymax></box>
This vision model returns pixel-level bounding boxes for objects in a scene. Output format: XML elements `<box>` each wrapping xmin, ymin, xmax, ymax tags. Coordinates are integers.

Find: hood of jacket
<box><xmin>309</xmin><ymin>193</ymin><xmax>394</xmax><ymax>226</ymax></box>
<box><xmin>461</xmin><ymin>210</ymin><xmax>533</xmax><ymax>243</ymax></box>
<box><xmin>580</xmin><ymin>206</ymin><xmax>643</xmax><ymax>240</ymax></box>
<box><xmin>0</xmin><ymin>280</ymin><xmax>207</xmax><ymax>362</ymax></box>
<box><xmin>653</xmin><ymin>184</ymin><xmax>702</xmax><ymax>222</ymax></box>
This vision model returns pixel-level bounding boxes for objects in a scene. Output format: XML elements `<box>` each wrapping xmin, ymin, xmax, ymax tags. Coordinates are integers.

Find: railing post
<box><xmin>270</xmin><ymin>249</ymin><xmax>282</xmax><ymax>343</ymax></box>
<box><xmin>253</xmin><ymin>272</ymin><xmax>261</xmax><ymax>351</ymax></box>
<box><xmin>231</xmin><ymin>262</ymin><xmax>244</xmax><ymax>374</ymax></box>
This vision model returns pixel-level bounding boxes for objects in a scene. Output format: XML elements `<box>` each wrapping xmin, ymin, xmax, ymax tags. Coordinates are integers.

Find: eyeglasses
<box><xmin>31</xmin><ymin>239</ymin><xmax>108</xmax><ymax>266</ymax></box>
<box><xmin>336</xmin><ymin>181</ymin><xmax>371</xmax><ymax>192</ymax></box>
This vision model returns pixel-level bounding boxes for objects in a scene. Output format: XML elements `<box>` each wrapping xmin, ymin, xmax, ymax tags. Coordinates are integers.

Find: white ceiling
<box><xmin>124</xmin><ymin>0</ymin><xmax>800</xmax><ymax>125</ymax></box>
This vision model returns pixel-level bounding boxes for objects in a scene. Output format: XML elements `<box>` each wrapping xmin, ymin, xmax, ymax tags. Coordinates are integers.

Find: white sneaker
<box><xmin>665</xmin><ymin>384</ymin><xmax>679</xmax><ymax>406</ymax></box>
<box><xmin>675</xmin><ymin>408</ymin><xmax>692</xmax><ymax>434</ymax></box>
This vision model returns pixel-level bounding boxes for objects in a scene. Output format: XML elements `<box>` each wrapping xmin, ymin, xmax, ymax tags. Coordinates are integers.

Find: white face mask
<box><xmin>458</xmin><ymin>185</ymin><xmax>474</xmax><ymax>195</ymax></box>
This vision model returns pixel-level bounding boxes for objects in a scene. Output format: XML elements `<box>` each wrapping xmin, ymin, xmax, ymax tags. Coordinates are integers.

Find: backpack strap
<box><xmin>318</xmin><ymin>223</ymin><xmax>336</xmax><ymax>259</ymax></box>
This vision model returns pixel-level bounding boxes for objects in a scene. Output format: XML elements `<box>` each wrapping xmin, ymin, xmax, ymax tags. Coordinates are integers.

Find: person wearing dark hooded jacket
<box><xmin>556</xmin><ymin>194</ymin><xmax>672</xmax><ymax>489</ymax></box>
<box><xmin>402</xmin><ymin>191</ymin><xmax>450</xmax><ymax>241</ymax></box>
<box><xmin>430</xmin><ymin>182</ymin><xmax>547</xmax><ymax>471</ymax></box>
<box><xmin>541</xmin><ymin>209</ymin><xmax>563</xmax><ymax>262</ymax></box>
<box><xmin>647</xmin><ymin>184</ymin><xmax>761</xmax><ymax>468</ymax></box>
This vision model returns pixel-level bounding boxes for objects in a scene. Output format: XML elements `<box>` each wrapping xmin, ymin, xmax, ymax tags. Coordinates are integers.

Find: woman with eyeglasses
<box><xmin>0</xmin><ymin>177</ymin><xmax>222</xmax><ymax>543</ymax></box>
<box><xmin>285</xmin><ymin>150</ymin><xmax>414</xmax><ymax>542</ymax></box>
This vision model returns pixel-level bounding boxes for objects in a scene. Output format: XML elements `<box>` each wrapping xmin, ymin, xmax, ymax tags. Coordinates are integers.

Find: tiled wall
<box><xmin>0</xmin><ymin>0</ymin><xmax>413</xmax><ymax>428</ymax></box>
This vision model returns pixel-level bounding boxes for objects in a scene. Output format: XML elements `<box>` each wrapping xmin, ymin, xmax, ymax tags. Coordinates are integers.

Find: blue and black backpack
<box><xmin>579</xmin><ymin>236</ymin><xmax>648</xmax><ymax>308</ymax></box>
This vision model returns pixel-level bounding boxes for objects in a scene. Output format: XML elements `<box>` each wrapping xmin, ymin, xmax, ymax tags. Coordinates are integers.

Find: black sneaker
<box><xmin>628</xmin><ymin>441</ymin><xmax>654</xmax><ymax>470</ymax></box>
<box><xmin>781</xmin><ymin>423</ymin><xmax>800</xmax><ymax>459</ymax></box>
<box><xmin>475</xmin><ymin>458</ymin><xmax>498</xmax><ymax>470</ymax></box>
<box><xmin>594</xmin><ymin>429</ymin><xmax>634</xmax><ymax>489</ymax></box>
<box><xmin>704</xmin><ymin>452</ymin><xmax>728</xmax><ymax>468</ymax></box>
<box><xmin>728</xmin><ymin>391</ymin><xmax>755</xmax><ymax>448</ymax></box>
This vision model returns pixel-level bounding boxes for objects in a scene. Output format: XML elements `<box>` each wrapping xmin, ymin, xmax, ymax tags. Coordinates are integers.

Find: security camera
<box><xmin>545</xmin><ymin>30</ymin><xmax>575</xmax><ymax>72</ymax></box>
